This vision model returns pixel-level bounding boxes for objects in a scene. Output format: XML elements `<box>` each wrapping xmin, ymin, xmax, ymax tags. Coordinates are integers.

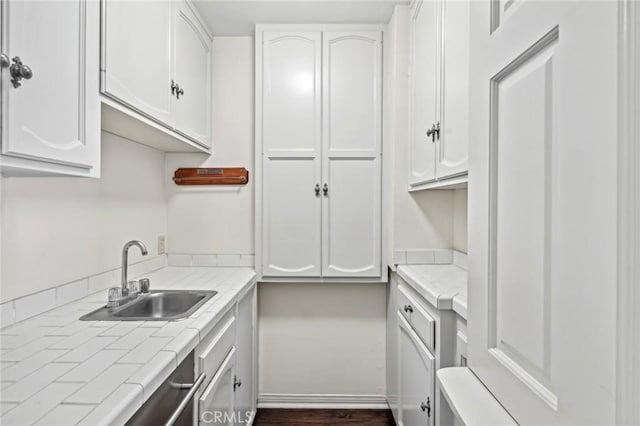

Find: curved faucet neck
<box><xmin>121</xmin><ymin>240</ymin><xmax>148</xmax><ymax>291</ymax></box>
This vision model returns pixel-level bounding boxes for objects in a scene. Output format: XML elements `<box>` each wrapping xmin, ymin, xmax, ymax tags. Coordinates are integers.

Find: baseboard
<box><xmin>257</xmin><ymin>393</ymin><xmax>390</xmax><ymax>410</ymax></box>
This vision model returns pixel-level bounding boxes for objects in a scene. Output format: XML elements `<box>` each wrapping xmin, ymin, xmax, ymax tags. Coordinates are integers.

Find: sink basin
<box><xmin>79</xmin><ymin>290</ymin><xmax>217</xmax><ymax>321</ymax></box>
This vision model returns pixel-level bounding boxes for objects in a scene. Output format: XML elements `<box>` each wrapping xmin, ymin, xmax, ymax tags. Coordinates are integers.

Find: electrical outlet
<box><xmin>157</xmin><ymin>235</ymin><xmax>166</xmax><ymax>255</ymax></box>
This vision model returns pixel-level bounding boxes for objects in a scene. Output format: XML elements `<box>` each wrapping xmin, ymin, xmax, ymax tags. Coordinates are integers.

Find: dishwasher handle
<box><xmin>164</xmin><ymin>372</ymin><xmax>207</xmax><ymax>426</ymax></box>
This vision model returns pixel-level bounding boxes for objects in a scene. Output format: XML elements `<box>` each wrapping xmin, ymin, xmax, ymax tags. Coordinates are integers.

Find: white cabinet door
<box><xmin>260</xmin><ymin>31</ymin><xmax>322</xmax><ymax>277</ymax></box>
<box><xmin>1</xmin><ymin>0</ymin><xmax>100</xmax><ymax>173</ymax></box>
<box><xmin>173</xmin><ymin>0</ymin><xmax>212</xmax><ymax>147</ymax></box>
<box><xmin>437</xmin><ymin>0</ymin><xmax>470</xmax><ymax>179</ymax></box>
<box><xmin>399</xmin><ymin>312</ymin><xmax>435</xmax><ymax>426</ymax></box>
<box><xmin>102</xmin><ymin>0</ymin><xmax>173</xmax><ymax>126</ymax></box>
<box><xmin>234</xmin><ymin>286</ymin><xmax>256</xmax><ymax>425</ymax></box>
<box><xmin>467</xmin><ymin>1</ymin><xmax>618</xmax><ymax>425</ymax></box>
<box><xmin>198</xmin><ymin>347</ymin><xmax>236</xmax><ymax>426</ymax></box>
<box><xmin>321</xmin><ymin>31</ymin><xmax>381</xmax><ymax>277</ymax></box>
<box><xmin>408</xmin><ymin>0</ymin><xmax>440</xmax><ymax>187</ymax></box>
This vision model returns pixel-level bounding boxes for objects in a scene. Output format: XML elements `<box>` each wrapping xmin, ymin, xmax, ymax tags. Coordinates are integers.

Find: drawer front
<box><xmin>198</xmin><ymin>347</ymin><xmax>236</xmax><ymax>426</ymax></box>
<box><xmin>398</xmin><ymin>284</ymin><xmax>436</xmax><ymax>352</ymax></box>
<box><xmin>198</xmin><ymin>312</ymin><xmax>236</xmax><ymax>381</ymax></box>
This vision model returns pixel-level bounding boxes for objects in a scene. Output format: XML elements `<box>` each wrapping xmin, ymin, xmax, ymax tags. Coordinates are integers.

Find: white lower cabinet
<box><xmin>194</xmin><ymin>284</ymin><xmax>257</xmax><ymax>425</ymax></box>
<box><xmin>199</xmin><ymin>347</ymin><xmax>237</xmax><ymax>426</ymax></box>
<box><xmin>387</xmin><ymin>273</ymin><xmax>458</xmax><ymax>426</ymax></box>
<box><xmin>399</xmin><ymin>313</ymin><xmax>435</xmax><ymax>426</ymax></box>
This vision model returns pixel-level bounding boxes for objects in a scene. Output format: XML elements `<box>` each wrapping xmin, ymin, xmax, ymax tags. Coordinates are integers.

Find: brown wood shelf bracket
<box><xmin>173</xmin><ymin>167</ymin><xmax>249</xmax><ymax>186</ymax></box>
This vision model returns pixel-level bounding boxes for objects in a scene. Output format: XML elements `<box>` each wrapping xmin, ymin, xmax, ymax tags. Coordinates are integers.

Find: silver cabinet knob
<box><xmin>426</xmin><ymin>122</ymin><xmax>440</xmax><ymax>142</ymax></box>
<box><xmin>171</xmin><ymin>80</ymin><xmax>184</xmax><ymax>99</ymax></box>
<box><xmin>404</xmin><ymin>304</ymin><xmax>413</xmax><ymax>313</ymax></box>
<box><xmin>420</xmin><ymin>397</ymin><xmax>431</xmax><ymax>416</ymax></box>
<box><xmin>323</xmin><ymin>183</ymin><xmax>328</xmax><ymax>196</ymax></box>
<box><xmin>9</xmin><ymin>56</ymin><xmax>32</xmax><ymax>88</ymax></box>
<box><xmin>315</xmin><ymin>184</ymin><xmax>320</xmax><ymax>196</ymax></box>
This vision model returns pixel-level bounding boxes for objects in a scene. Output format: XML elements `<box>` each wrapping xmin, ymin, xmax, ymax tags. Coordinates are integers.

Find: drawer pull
<box><xmin>165</xmin><ymin>372</ymin><xmax>206</xmax><ymax>426</ymax></box>
<box><xmin>404</xmin><ymin>305</ymin><xmax>414</xmax><ymax>313</ymax></box>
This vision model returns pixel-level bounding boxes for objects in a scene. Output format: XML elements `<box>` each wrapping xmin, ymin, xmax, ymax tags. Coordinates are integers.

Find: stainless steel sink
<box><xmin>79</xmin><ymin>290</ymin><xmax>217</xmax><ymax>321</ymax></box>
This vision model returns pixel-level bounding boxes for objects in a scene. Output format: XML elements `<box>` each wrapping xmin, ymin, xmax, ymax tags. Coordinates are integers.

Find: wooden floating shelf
<box><xmin>173</xmin><ymin>167</ymin><xmax>249</xmax><ymax>185</ymax></box>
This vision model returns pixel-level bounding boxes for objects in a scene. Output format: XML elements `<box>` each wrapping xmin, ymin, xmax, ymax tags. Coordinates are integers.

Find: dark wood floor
<box><xmin>253</xmin><ymin>409</ymin><xmax>396</xmax><ymax>426</ymax></box>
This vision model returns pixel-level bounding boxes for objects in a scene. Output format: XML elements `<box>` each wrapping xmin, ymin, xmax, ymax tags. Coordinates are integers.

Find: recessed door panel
<box><xmin>263</xmin><ymin>32</ymin><xmax>321</xmax><ymax>154</ymax></box>
<box><xmin>174</xmin><ymin>0</ymin><xmax>212</xmax><ymax>147</ymax></box>
<box><xmin>262</xmin><ymin>158</ymin><xmax>321</xmax><ymax>277</ymax></box>
<box><xmin>3</xmin><ymin>0</ymin><xmax>99</xmax><ymax>169</ymax></box>
<box><xmin>322</xmin><ymin>31</ymin><xmax>381</xmax><ymax>278</ymax></box>
<box><xmin>409</xmin><ymin>0</ymin><xmax>440</xmax><ymax>186</ymax></box>
<box><xmin>323</xmin><ymin>158</ymin><xmax>380</xmax><ymax>277</ymax></box>
<box><xmin>103</xmin><ymin>0</ymin><xmax>173</xmax><ymax>125</ymax></box>
<box><xmin>438</xmin><ymin>0</ymin><xmax>470</xmax><ymax>179</ymax></box>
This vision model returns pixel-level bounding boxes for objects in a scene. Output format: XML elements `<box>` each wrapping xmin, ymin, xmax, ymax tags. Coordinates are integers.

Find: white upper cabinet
<box><xmin>102</xmin><ymin>0</ymin><xmax>173</xmax><ymax>126</ymax></box>
<box><xmin>173</xmin><ymin>0</ymin><xmax>212</xmax><ymax>146</ymax></box>
<box><xmin>467</xmin><ymin>1</ymin><xmax>619</xmax><ymax>425</ymax></box>
<box><xmin>438</xmin><ymin>0</ymin><xmax>470</xmax><ymax>180</ymax></box>
<box><xmin>322</xmin><ymin>31</ymin><xmax>381</xmax><ymax>278</ymax></box>
<box><xmin>1</xmin><ymin>0</ymin><xmax>100</xmax><ymax>177</ymax></box>
<box><xmin>408</xmin><ymin>0</ymin><xmax>440</xmax><ymax>188</ymax></box>
<box><xmin>257</xmin><ymin>26</ymin><xmax>383</xmax><ymax>280</ymax></box>
<box><xmin>101</xmin><ymin>0</ymin><xmax>212</xmax><ymax>151</ymax></box>
<box><xmin>408</xmin><ymin>0</ymin><xmax>470</xmax><ymax>190</ymax></box>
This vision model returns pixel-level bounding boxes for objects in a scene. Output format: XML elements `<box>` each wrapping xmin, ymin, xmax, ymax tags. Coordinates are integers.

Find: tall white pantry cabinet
<box><xmin>255</xmin><ymin>26</ymin><xmax>384</xmax><ymax>280</ymax></box>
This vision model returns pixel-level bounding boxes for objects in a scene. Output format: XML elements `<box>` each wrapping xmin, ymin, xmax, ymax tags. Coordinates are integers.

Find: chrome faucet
<box><xmin>121</xmin><ymin>240</ymin><xmax>148</xmax><ymax>294</ymax></box>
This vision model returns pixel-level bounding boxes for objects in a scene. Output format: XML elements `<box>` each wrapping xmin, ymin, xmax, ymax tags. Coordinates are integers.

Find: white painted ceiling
<box><xmin>192</xmin><ymin>0</ymin><xmax>407</xmax><ymax>36</ymax></box>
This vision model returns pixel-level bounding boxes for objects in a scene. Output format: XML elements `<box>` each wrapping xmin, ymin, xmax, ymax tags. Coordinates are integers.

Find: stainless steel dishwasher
<box><xmin>126</xmin><ymin>350</ymin><xmax>206</xmax><ymax>426</ymax></box>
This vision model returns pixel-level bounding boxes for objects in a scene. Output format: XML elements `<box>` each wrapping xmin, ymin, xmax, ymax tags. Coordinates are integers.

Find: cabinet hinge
<box><xmin>233</xmin><ymin>375</ymin><xmax>242</xmax><ymax>392</ymax></box>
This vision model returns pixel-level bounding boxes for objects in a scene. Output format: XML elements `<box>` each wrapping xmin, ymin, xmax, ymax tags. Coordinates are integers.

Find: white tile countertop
<box><xmin>0</xmin><ymin>267</ymin><xmax>257</xmax><ymax>426</ymax></box>
<box><xmin>397</xmin><ymin>264</ymin><xmax>467</xmax><ymax>319</ymax></box>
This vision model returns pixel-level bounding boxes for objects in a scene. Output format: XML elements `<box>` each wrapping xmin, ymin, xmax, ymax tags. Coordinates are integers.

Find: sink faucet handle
<box><xmin>107</xmin><ymin>287</ymin><xmax>123</xmax><ymax>308</ymax></box>
<box><xmin>139</xmin><ymin>278</ymin><xmax>150</xmax><ymax>294</ymax></box>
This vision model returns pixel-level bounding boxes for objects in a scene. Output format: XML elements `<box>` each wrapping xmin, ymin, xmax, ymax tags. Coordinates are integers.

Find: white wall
<box><xmin>259</xmin><ymin>283</ymin><xmax>386</xmax><ymax>398</ymax></box>
<box><xmin>0</xmin><ymin>132</ymin><xmax>167</xmax><ymax>302</ymax></box>
<box><xmin>386</xmin><ymin>6</ymin><xmax>457</xmax><ymax>254</ymax></box>
<box><xmin>165</xmin><ymin>37</ymin><xmax>254</xmax><ymax>255</ymax></box>
<box><xmin>453</xmin><ymin>189</ymin><xmax>468</xmax><ymax>253</ymax></box>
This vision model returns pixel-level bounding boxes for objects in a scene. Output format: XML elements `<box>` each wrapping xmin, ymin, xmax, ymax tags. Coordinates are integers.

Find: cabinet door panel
<box><xmin>468</xmin><ymin>1</ymin><xmax>618</xmax><ymax>424</ymax></box>
<box><xmin>199</xmin><ymin>348</ymin><xmax>235</xmax><ymax>426</ymax></box>
<box><xmin>438</xmin><ymin>0</ymin><xmax>470</xmax><ymax>179</ymax></box>
<box><xmin>322</xmin><ymin>32</ymin><xmax>381</xmax><ymax>277</ymax></box>
<box><xmin>261</xmin><ymin>32</ymin><xmax>322</xmax><ymax>277</ymax></box>
<box><xmin>2</xmin><ymin>0</ymin><xmax>99</xmax><ymax>170</ymax></box>
<box><xmin>174</xmin><ymin>0</ymin><xmax>212</xmax><ymax>147</ymax></box>
<box><xmin>409</xmin><ymin>0</ymin><xmax>440</xmax><ymax>187</ymax></box>
<box><xmin>103</xmin><ymin>0</ymin><xmax>173</xmax><ymax>125</ymax></box>
<box><xmin>399</xmin><ymin>313</ymin><xmax>435</xmax><ymax>426</ymax></box>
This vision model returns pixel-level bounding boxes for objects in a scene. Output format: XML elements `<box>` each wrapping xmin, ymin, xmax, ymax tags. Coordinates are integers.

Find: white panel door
<box><xmin>102</xmin><ymin>0</ymin><xmax>173</xmax><ymax>126</ymax></box>
<box><xmin>174</xmin><ymin>0</ymin><xmax>212</xmax><ymax>147</ymax></box>
<box><xmin>437</xmin><ymin>0</ymin><xmax>470</xmax><ymax>179</ymax></box>
<box><xmin>322</xmin><ymin>31</ymin><xmax>381</xmax><ymax>278</ymax></box>
<box><xmin>408</xmin><ymin>0</ymin><xmax>440</xmax><ymax>187</ymax></box>
<box><xmin>261</xmin><ymin>32</ymin><xmax>322</xmax><ymax>277</ymax></box>
<box><xmin>198</xmin><ymin>348</ymin><xmax>236</xmax><ymax>426</ymax></box>
<box><xmin>234</xmin><ymin>286</ymin><xmax>256</xmax><ymax>425</ymax></box>
<box><xmin>468</xmin><ymin>1</ymin><xmax>618</xmax><ymax>425</ymax></box>
<box><xmin>399</xmin><ymin>313</ymin><xmax>434</xmax><ymax>426</ymax></box>
<box><xmin>2</xmin><ymin>0</ymin><xmax>99</xmax><ymax>170</ymax></box>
